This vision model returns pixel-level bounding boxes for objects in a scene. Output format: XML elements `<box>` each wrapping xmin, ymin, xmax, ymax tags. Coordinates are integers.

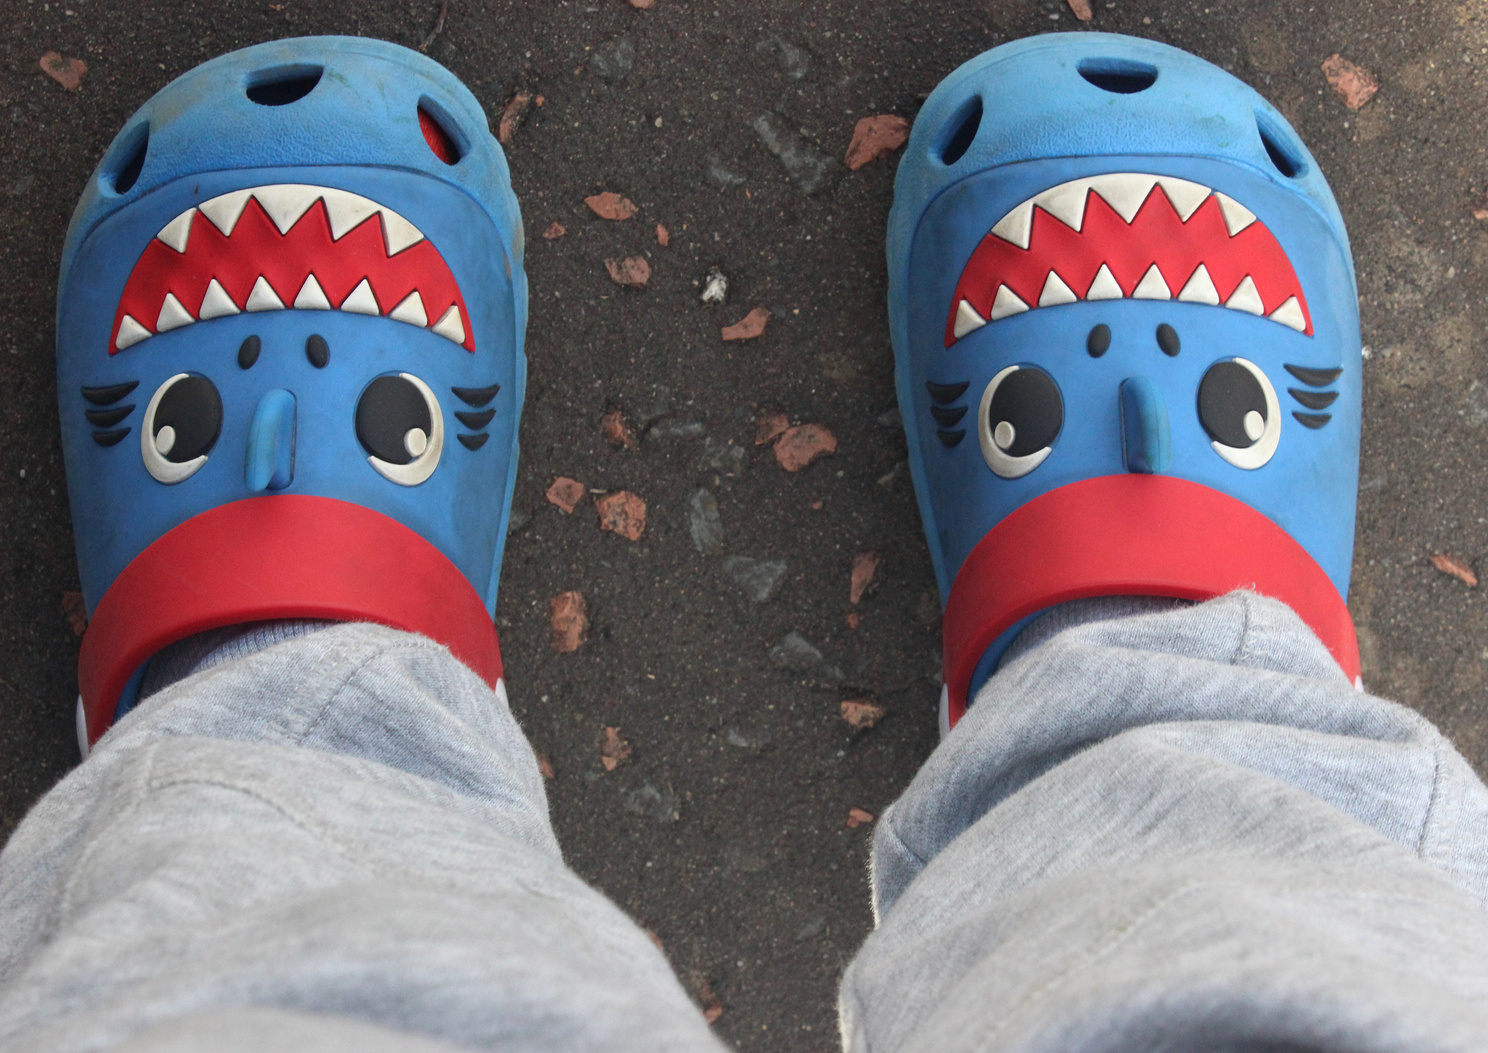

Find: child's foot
<box><xmin>887</xmin><ymin>34</ymin><xmax>1362</xmax><ymax>732</ymax></box>
<box><xmin>58</xmin><ymin>37</ymin><xmax>526</xmax><ymax>751</ymax></box>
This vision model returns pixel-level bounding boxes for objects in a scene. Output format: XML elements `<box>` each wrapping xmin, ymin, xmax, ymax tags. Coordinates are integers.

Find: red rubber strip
<box><xmin>79</xmin><ymin>495</ymin><xmax>501</xmax><ymax>745</ymax></box>
<box><xmin>942</xmin><ymin>474</ymin><xmax>1359</xmax><ymax>727</ymax></box>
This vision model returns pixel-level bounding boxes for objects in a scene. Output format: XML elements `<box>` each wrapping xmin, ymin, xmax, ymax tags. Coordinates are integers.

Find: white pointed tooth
<box><xmin>1132</xmin><ymin>264</ymin><xmax>1171</xmax><ymax>300</ymax></box>
<box><xmin>1225</xmin><ymin>275</ymin><xmax>1265</xmax><ymax>315</ymax></box>
<box><xmin>1177</xmin><ymin>264</ymin><xmax>1221</xmax><ymax>305</ymax></box>
<box><xmin>245</xmin><ymin>276</ymin><xmax>286</xmax><ymax>312</ymax></box>
<box><xmin>1268</xmin><ymin>295</ymin><xmax>1307</xmax><ymax>332</ymax></box>
<box><xmin>989</xmin><ymin>201</ymin><xmax>1034</xmax><ymax>249</ymax></box>
<box><xmin>321</xmin><ymin>187</ymin><xmax>382</xmax><ymax>240</ymax></box>
<box><xmin>1215</xmin><ymin>193</ymin><xmax>1257</xmax><ymax>236</ymax></box>
<box><xmin>115</xmin><ymin>314</ymin><xmax>151</xmax><ymax>349</ymax></box>
<box><xmin>1033</xmin><ymin>179</ymin><xmax>1092</xmax><ymax>232</ymax></box>
<box><xmin>1038</xmin><ymin>270</ymin><xmax>1078</xmax><ymax>307</ymax></box>
<box><xmin>198</xmin><ymin>188</ymin><xmax>256</xmax><ymax>236</ymax></box>
<box><xmin>1156</xmin><ymin>177</ymin><xmax>1212</xmax><ymax>221</ymax></box>
<box><xmin>1088</xmin><ymin>173</ymin><xmax>1158</xmax><ymax>223</ymax></box>
<box><xmin>952</xmin><ymin>299</ymin><xmax>987</xmax><ymax>339</ymax></box>
<box><xmin>155</xmin><ymin>292</ymin><xmax>195</xmax><ymax>332</ymax></box>
<box><xmin>340</xmin><ymin>278</ymin><xmax>381</xmax><ymax>316</ymax></box>
<box><xmin>389</xmin><ymin>289</ymin><xmax>429</xmax><ymax>327</ymax></box>
<box><xmin>294</xmin><ymin>274</ymin><xmax>333</xmax><ymax>310</ymax></box>
<box><xmin>253</xmin><ymin>183</ymin><xmax>322</xmax><ymax>235</ymax></box>
<box><xmin>430</xmin><ymin>304</ymin><xmax>466</xmax><ymax>344</ymax></box>
<box><xmin>1085</xmin><ymin>264</ymin><xmax>1123</xmax><ymax>301</ymax></box>
<box><xmin>989</xmin><ymin>284</ymin><xmax>1030</xmax><ymax>321</ymax></box>
<box><xmin>379</xmin><ymin>209</ymin><xmax>425</xmax><ymax>255</ymax></box>
<box><xmin>155</xmin><ymin>209</ymin><xmax>196</xmax><ymax>252</ymax></box>
<box><xmin>198</xmin><ymin>278</ymin><xmax>240</xmax><ymax>320</ymax></box>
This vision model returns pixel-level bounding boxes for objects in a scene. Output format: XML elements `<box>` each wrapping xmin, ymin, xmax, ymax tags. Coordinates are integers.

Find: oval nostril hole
<box><xmin>1077</xmin><ymin>58</ymin><xmax>1159</xmax><ymax>94</ymax></box>
<box><xmin>246</xmin><ymin>64</ymin><xmax>323</xmax><ymax>106</ymax></box>
<box><xmin>938</xmin><ymin>95</ymin><xmax>982</xmax><ymax>165</ymax></box>
<box><xmin>105</xmin><ymin>123</ymin><xmax>149</xmax><ymax>194</ymax></box>
<box><xmin>1255</xmin><ymin>111</ymin><xmax>1306</xmax><ymax>178</ymax></box>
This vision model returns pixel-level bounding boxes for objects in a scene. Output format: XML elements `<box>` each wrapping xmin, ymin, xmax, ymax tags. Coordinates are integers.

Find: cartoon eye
<box><xmin>1198</xmin><ymin>357</ymin><xmax>1281</xmax><ymax>469</ymax></box>
<box><xmin>140</xmin><ymin>373</ymin><xmax>222</xmax><ymax>484</ymax></box>
<box><xmin>978</xmin><ymin>365</ymin><xmax>1063</xmax><ymax>479</ymax></box>
<box><xmin>355</xmin><ymin>373</ymin><xmax>444</xmax><ymax>486</ymax></box>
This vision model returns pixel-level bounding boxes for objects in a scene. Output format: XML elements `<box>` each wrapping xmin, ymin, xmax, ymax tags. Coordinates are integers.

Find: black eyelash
<box><xmin>91</xmin><ymin>428</ymin><xmax>130</xmax><ymax>447</ymax></box>
<box><xmin>931</xmin><ymin>405</ymin><xmax>967</xmax><ymax>427</ymax></box>
<box><xmin>937</xmin><ymin>429</ymin><xmax>966</xmax><ymax>448</ymax></box>
<box><xmin>85</xmin><ymin>405</ymin><xmax>134</xmax><ymax>428</ymax></box>
<box><xmin>455</xmin><ymin>409</ymin><xmax>495</xmax><ymax>430</ymax></box>
<box><xmin>1284</xmin><ymin>365</ymin><xmax>1342</xmax><ymax>387</ymax></box>
<box><xmin>451</xmin><ymin>383</ymin><xmax>500</xmax><ymax>449</ymax></box>
<box><xmin>1288</xmin><ymin>388</ymin><xmax>1337</xmax><ymax>411</ymax></box>
<box><xmin>82</xmin><ymin>382</ymin><xmax>139</xmax><ymax>446</ymax></box>
<box><xmin>81</xmin><ymin>381</ymin><xmax>139</xmax><ymax>405</ymax></box>
<box><xmin>452</xmin><ymin>383</ymin><xmax>501</xmax><ymax>407</ymax></box>
<box><xmin>925</xmin><ymin>380</ymin><xmax>970</xmax><ymax>404</ymax></box>
<box><xmin>1293</xmin><ymin>412</ymin><xmax>1332</xmax><ymax>429</ymax></box>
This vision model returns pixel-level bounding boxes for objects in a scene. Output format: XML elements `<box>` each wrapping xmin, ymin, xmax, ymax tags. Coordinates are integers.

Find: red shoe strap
<box><xmin>79</xmin><ymin>495</ymin><xmax>502</xmax><ymax>746</ymax></box>
<box><xmin>942</xmin><ymin>474</ymin><xmax>1359</xmax><ymax>728</ymax></box>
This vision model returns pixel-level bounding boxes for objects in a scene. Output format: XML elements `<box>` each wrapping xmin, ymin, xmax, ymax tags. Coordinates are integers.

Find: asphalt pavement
<box><xmin>3</xmin><ymin>1</ymin><xmax>1488</xmax><ymax>1049</ymax></box>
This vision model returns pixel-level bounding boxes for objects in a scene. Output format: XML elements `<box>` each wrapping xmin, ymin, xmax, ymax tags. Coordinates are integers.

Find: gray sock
<box><xmin>999</xmin><ymin>595</ymin><xmax>1192</xmax><ymax>668</ymax></box>
<box><xmin>139</xmin><ymin>620</ymin><xmax>334</xmax><ymax>699</ymax></box>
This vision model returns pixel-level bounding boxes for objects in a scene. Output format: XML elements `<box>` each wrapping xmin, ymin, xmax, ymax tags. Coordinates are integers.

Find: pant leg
<box><xmin>0</xmin><ymin>623</ymin><xmax>725</xmax><ymax>1053</ymax></box>
<box><xmin>840</xmin><ymin>592</ymin><xmax>1488</xmax><ymax>1053</ymax></box>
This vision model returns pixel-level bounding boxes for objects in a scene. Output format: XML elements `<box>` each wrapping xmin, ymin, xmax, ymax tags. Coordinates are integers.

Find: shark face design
<box><xmin>885</xmin><ymin>34</ymin><xmax>1364</xmax><ymax>731</ymax></box>
<box><xmin>55</xmin><ymin>37</ymin><xmax>529</xmax><ymax>744</ymax></box>
<box><xmin>901</xmin><ymin>155</ymin><xmax>1360</xmax><ymax>607</ymax></box>
<box><xmin>897</xmin><ymin>157</ymin><xmax>1362</xmax><ymax>725</ymax></box>
<box><xmin>111</xmin><ymin>183</ymin><xmax>473</xmax><ymax>354</ymax></box>
<box><xmin>943</xmin><ymin>173</ymin><xmax>1313</xmax><ymax>343</ymax></box>
<box><xmin>83</xmin><ymin>182</ymin><xmax>499</xmax><ymax>493</ymax></box>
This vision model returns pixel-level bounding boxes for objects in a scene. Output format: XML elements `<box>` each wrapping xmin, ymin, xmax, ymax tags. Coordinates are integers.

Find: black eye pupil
<box><xmin>306</xmin><ymin>334</ymin><xmax>329</xmax><ymax>368</ymax></box>
<box><xmin>153</xmin><ymin>375</ymin><xmax>222</xmax><ymax>462</ymax></box>
<box><xmin>1198</xmin><ymin>361</ymin><xmax>1267</xmax><ymax>448</ymax></box>
<box><xmin>987</xmin><ymin>367</ymin><xmax>1063</xmax><ymax>456</ymax></box>
<box><xmin>1156</xmin><ymin>324</ymin><xmax>1180</xmax><ymax>356</ymax></box>
<box><xmin>356</xmin><ymin>375</ymin><xmax>432</xmax><ymax>465</ymax></box>
<box><xmin>1087</xmin><ymin>324</ymin><xmax>1111</xmax><ymax>357</ymax></box>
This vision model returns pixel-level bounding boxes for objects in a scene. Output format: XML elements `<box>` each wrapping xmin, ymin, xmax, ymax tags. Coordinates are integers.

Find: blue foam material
<box><xmin>887</xmin><ymin>34</ymin><xmax>1361</xmax><ymax>619</ymax></box>
<box><xmin>57</xmin><ymin>38</ymin><xmax>527</xmax><ymax>622</ymax></box>
<box><xmin>246</xmin><ymin>389</ymin><xmax>296</xmax><ymax>492</ymax></box>
<box><xmin>1119</xmin><ymin>376</ymin><xmax>1171</xmax><ymax>475</ymax></box>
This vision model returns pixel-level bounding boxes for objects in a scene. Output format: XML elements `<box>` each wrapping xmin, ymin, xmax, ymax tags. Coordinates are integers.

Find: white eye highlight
<box><xmin>978</xmin><ymin>364</ymin><xmax>1064</xmax><ymax>480</ymax></box>
<box><xmin>1197</xmin><ymin>357</ymin><xmax>1280</xmax><ymax>470</ymax></box>
<box><xmin>354</xmin><ymin>372</ymin><xmax>445</xmax><ymax>486</ymax></box>
<box><xmin>141</xmin><ymin>373</ymin><xmax>222</xmax><ymax>484</ymax></box>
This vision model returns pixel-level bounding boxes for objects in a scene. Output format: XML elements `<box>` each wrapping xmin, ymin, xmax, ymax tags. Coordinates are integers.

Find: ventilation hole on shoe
<box><xmin>418</xmin><ymin>102</ymin><xmax>465</xmax><ymax>164</ymax></box>
<box><xmin>105</xmin><ymin>123</ymin><xmax>149</xmax><ymax>194</ymax></box>
<box><xmin>1077</xmin><ymin>58</ymin><xmax>1158</xmax><ymax>94</ymax></box>
<box><xmin>245</xmin><ymin>64</ymin><xmax>323</xmax><ymax>106</ymax></box>
<box><xmin>938</xmin><ymin>95</ymin><xmax>982</xmax><ymax>165</ymax></box>
<box><xmin>1256</xmin><ymin>111</ymin><xmax>1306</xmax><ymax>178</ymax></box>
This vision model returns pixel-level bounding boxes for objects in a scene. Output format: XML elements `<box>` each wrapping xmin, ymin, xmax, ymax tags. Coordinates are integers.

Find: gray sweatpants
<box><xmin>1</xmin><ymin>592</ymin><xmax>1486</xmax><ymax>1052</ymax></box>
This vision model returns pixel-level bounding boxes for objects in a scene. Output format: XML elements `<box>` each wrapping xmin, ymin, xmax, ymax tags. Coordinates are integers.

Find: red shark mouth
<box><xmin>945</xmin><ymin>173</ymin><xmax>1313</xmax><ymax>347</ymax></box>
<box><xmin>109</xmin><ymin>183</ymin><xmax>474</xmax><ymax>354</ymax></box>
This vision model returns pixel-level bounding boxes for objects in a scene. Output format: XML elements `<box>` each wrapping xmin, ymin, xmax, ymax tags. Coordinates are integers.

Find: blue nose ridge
<box><xmin>245</xmin><ymin>389</ymin><xmax>296</xmax><ymax>492</ymax></box>
<box><xmin>1119</xmin><ymin>377</ymin><xmax>1171</xmax><ymax>475</ymax></box>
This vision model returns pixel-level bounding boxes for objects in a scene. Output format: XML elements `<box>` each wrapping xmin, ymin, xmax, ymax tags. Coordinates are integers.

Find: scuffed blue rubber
<box><xmin>57</xmin><ymin>37</ymin><xmax>527</xmax><ymax>631</ymax></box>
<box><xmin>888</xmin><ymin>33</ymin><xmax>1362</xmax><ymax>628</ymax></box>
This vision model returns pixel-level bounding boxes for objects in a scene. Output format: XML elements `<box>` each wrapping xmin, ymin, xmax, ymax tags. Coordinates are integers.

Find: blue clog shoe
<box><xmin>57</xmin><ymin>37</ymin><xmax>526</xmax><ymax>751</ymax></box>
<box><xmin>888</xmin><ymin>34</ymin><xmax>1362</xmax><ymax>733</ymax></box>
